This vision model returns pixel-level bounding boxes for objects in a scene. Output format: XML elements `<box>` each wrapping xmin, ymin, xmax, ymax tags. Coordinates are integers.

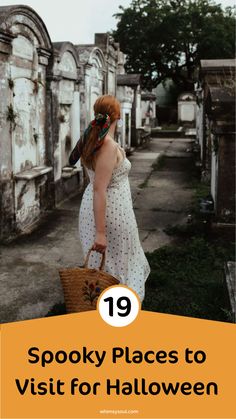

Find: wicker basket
<box><xmin>59</xmin><ymin>247</ymin><xmax>120</xmax><ymax>313</ymax></box>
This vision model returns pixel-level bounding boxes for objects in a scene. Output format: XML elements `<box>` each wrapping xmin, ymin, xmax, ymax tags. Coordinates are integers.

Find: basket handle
<box><xmin>84</xmin><ymin>247</ymin><xmax>106</xmax><ymax>271</ymax></box>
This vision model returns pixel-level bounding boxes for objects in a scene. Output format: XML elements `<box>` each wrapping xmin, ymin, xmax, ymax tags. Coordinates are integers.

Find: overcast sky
<box><xmin>0</xmin><ymin>0</ymin><xmax>235</xmax><ymax>44</ymax></box>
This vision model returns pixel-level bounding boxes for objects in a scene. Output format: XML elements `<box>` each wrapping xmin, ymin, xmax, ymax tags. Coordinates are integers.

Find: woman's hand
<box><xmin>92</xmin><ymin>231</ymin><xmax>107</xmax><ymax>254</ymax></box>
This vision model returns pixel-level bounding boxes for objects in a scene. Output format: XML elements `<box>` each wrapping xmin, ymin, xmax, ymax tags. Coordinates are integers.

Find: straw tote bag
<box><xmin>59</xmin><ymin>247</ymin><xmax>120</xmax><ymax>313</ymax></box>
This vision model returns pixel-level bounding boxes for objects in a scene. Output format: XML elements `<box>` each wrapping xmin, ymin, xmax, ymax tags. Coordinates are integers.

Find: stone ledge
<box><xmin>14</xmin><ymin>166</ymin><xmax>53</xmax><ymax>180</ymax></box>
<box><xmin>61</xmin><ymin>166</ymin><xmax>83</xmax><ymax>179</ymax></box>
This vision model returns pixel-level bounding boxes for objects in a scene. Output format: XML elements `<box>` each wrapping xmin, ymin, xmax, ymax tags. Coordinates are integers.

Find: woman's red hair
<box><xmin>81</xmin><ymin>95</ymin><xmax>121</xmax><ymax>170</ymax></box>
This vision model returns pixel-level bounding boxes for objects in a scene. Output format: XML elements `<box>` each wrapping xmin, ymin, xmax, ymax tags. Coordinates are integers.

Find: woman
<box><xmin>69</xmin><ymin>95</ymin><xmax>150</xmax><ymax>303</ymax></box>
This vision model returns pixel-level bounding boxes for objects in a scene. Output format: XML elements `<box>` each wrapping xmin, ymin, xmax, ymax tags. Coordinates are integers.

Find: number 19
<box><xmin>104</xmin><ymin>296</ymin><xmax>131</xmax><ymax>317</ymax></box>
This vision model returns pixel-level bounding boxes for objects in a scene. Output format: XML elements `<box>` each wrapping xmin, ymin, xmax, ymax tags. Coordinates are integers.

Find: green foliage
<box><xmin>151</xmin><ymin>153</ymin><xmax>165</xmax><ymax>170</ymax></box>
<box><xmin>138</xmin><ymin>154</ymin><xmax>164</xmax><ymax>187</ymax></box>
<box><xmin>112</xmin><ymin>0</ymin><xmax>236</xmax><ymax>89</ymax></box>
<box><xmin>185</xmin><ymin>177</ymin><xmax>211</xmax><ymax>219</ymax></box>
<box><xmin>143</xmin><ymin>237</ymin><xmax>235</xmax><ymax>321</ymax></box>
<box><xmin>138</xmin><ymin>178</ymin><xmax>149</xmax><ymax>188</ymax></box>
<box><xmin>160</xmin><ymin>123</ymin><xmax>179</xmax><ymax>130</ymax></box>
<box><xmin>164</xmin><ymin>177</ymin><xmax>212</xmax><ymax>236</ymax></box>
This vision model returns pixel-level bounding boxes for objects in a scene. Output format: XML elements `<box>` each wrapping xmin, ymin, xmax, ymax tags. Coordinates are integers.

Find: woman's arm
<box><xmin>92</xmin><ymin>140</ymin><xmax>117</xmax><ymax>253</ymax></box>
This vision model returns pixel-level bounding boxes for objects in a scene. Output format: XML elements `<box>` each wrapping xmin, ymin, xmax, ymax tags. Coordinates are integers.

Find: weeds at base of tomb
<box><xmin>144</xmin><ymin>172</ymin><xmax>235</xmax><ymax>322</ymax></box>
<box><xmin>143</xmin><ymin>236</ymin><xmax>235</xmax><ymax>323</ymax></box>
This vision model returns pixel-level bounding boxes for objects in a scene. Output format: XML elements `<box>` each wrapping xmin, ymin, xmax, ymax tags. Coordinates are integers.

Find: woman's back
<box><xmin>73</xmin><ymin>93</ymin><xmax>150</xmax><ymax>303</ymax></box>
<box><xmin>85</xmin><ymin>140</ymin><xmax>131</xmax><ymax>189</ymax></box>
<box><xmin>79</xmin><ymin>139</ymin><xmax>150</xmax><ymax>302</ymax></box>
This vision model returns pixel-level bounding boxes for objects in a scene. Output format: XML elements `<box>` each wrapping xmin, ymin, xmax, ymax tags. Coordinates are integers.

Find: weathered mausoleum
<box><xmin>49</xmin><ymin>41</ymin><xmax>83</xmax><ymax>205</ymax></box>
<box><xmin>195</xmin><ymin>59</ymin><xmax>235</xmax><ymax>222</ymax></box>
<box><xmin>0</xmin><ymin>5</ymin><xmax>53</xmax><ymax>241</ymax></box>
<box><xmin>0</xmin><ymin>5</ymin><xmax>143</xmax><ymax>242</ymax></box>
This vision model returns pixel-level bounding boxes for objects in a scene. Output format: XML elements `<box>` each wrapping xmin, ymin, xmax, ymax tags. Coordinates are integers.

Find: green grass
<box><xmin>138</xmin><ymin>154</ymin><xmax>166</xmax><ymax>188</ymax></box>
<box><xmin>138</xmin><ymin>176</ymin><xmax>150</xmax><ymax>189</ymax></box>
<box><xmin>143</xmin><ymin>237</ymin><xmax>235</xmax><ymax>322</ymax></box>
<box><xmin>161</xmin><ymin>124</ymin><xmax>179</xmax><ymax>130</ymax></box>
<box><xmin>47</xmin><ymin>236</ymin><xmax>235</xmax><ymax>322</ymax></box>
<box><xmin>144</xmin><ymin>174</ymin><xmax>234</xmax><ymax>322</ymax></box>
<box><xmin>151</xmin><ymin>153</ymin><xmax>165</xmax><ymax>171</ymax></box>
<box><xmin>185</xmin><ymin>178</ymin><xmax>211</xmax><ymax>217</ymax></box>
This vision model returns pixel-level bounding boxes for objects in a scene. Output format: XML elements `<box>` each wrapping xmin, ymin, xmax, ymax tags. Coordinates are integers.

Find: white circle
<box><xmin>97</xmin><ymin>285</ymin><xmax>140</xmax><ymax>327</ymax></box>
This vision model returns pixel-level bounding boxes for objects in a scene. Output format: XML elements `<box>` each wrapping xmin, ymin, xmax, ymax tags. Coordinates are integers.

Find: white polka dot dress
<box><xmin>78</xmin><ymin>145</ymin><xmax>151</xmax><ymax>302</ymax></box>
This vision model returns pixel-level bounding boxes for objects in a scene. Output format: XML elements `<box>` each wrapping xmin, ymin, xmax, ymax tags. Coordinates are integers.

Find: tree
<box><xmin>112</xmin><ymin>0</ymin><xmax>236</xmax><ymax>90</ymax></box>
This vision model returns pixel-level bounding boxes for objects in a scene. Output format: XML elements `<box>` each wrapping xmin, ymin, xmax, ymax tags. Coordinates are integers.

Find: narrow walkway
<box><xmin>0</xmin><ymin>136</ymin><xmax>194</xmax><ymax>323</ymax></box>
<box><xmin>132</xmin><ymin>136</ymin><xmax>195</xmax><ymax>251</ymax></box>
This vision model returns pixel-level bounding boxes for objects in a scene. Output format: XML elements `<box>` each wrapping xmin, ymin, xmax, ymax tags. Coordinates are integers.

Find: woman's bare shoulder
<box><xmin>93</xmin><ymin>136</ymin><xmax>117</xmax><ymax>167</ymax></box>
<box><xmin>103</xmin><ymin>135</ymin><xmax>117</xmax><ymax>147</ymax></box>
<box><xmin>98</xmin><ymin>136</ymin><xmax>117</xmax><ymax>154</ymax></box>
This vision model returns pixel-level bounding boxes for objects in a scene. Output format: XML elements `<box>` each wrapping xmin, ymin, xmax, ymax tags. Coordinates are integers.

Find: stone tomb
<box><xmin>0</xmin><ymin>5</ymin><xmax>52</xmax><ymax>239</ymax></box>
<box><xmin>50</xmin><ymin>42</ymin><xmax>83</xmax><ymax>204</ymax></box>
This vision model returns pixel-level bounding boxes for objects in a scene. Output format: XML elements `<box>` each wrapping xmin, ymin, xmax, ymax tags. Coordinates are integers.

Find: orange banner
<box><xmin>1</xmin><ymin>311</ymin><xmax>236</xmax><ymax>418</ymax></box>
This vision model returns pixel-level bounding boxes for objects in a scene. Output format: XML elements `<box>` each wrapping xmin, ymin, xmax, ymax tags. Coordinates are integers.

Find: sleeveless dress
<box><xmin>78</xmin><ymin>144</ymin><xmax>151</xmax><ymax>302</ymax></box>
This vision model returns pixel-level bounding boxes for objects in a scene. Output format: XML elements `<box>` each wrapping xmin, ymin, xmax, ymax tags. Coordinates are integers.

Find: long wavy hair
<box><xmin>81</xmin><ymin>95</ymin><xmax>121</xmax><ymax>170</ymax></box>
